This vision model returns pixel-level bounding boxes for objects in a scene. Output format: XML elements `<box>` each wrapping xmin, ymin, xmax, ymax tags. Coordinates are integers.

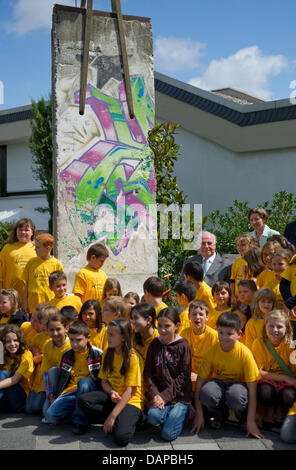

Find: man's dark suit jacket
<box><xmin>180</xmin><ymin>252</ymin><xmax>232</xmax><ymax>287</ymax></box>
<box><xmin>284</xmin><ymin>220</ymin><xmax>296</xmax><ymax>246</ymax></box>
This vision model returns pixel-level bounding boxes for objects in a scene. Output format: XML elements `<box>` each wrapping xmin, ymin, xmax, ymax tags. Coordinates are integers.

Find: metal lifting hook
<box><xmin>79</xmin><ymin>0</ymin><xmax>135</xmax><ymax>119</ymax></box>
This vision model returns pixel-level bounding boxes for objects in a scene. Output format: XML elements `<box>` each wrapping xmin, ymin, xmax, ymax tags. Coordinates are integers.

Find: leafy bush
<box><xmin>148</xmin><ymin>122</ymin><xmax>190</xmax><ymax>304</ymax></box>
<box><xmin>206</xmin><ymin>191</ymin><xmax>296</xmax><ymax>254</ymax></box>
<box><xmin>0</xmin><ymin>221</ymin><xmax>14</xmax><ymax>251</ymax></box>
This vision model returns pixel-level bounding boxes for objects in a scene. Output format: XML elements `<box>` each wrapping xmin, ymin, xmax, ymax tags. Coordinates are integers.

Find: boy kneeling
<box><xmin>192</xmin><ymin>311</ymin><xmax>263</xmax><ymax>439</ymax></box>
<box><xmin>44</xmin><ymin>320</ymin><xmax>103</xmax><ymax>434</ymax></box>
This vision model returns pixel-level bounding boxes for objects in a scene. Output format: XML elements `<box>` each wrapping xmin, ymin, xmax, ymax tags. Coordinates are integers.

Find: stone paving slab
<box><xmin>1</xmin><ymin>413</ymin><xmax>296</xmax><ymax>452</ymax></box>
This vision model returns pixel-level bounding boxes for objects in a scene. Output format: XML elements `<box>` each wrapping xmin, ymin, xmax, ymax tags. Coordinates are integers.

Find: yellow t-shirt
<box><xmin>179</xmin><ymin>307</ymin><xmax>190</xmax><ymax>333</ymax></box>
<box><xmin>72</xmin><ymin>266</ymin><xmax>107</xmax><ymax>304</ymax></box>
<box><xmin>49</xmin><ymin>294</ymin><xmax>82</xmax><ymax>313</ymax></box>
<box><xmin>257</xmin><ymin>269</ymin><xmax>276</xmax><ymax>288</ymax></box>
<box><xmin>155</xmin><ymin>301</ymin><xmax>168</xmax><ymax>317</ymax></box>
<box><xmin>244</xmin><ymin>317</ymin><xmax>265</xmax><ymax>351</ymax></box>
<box><xmin>89</xmin><ymin>324</ymin><xmax>108</xmax><ymax>350</ymax></box>
<box><xmin>4</xmin><ymin>349</ymin><xmax>34</xmax><ymax>396</ymax></box>
<box><xmin>231</xmin><ymin>257</ymin><xmax>247</xmax><ymax>297</ymax></box>
<box><xmin>181</xmin><ymin>325</ymin><xmax>218</xmax><ymax>389</ymax></box>
<box><xmin>207</xmin><ymin>307</ymin><xmax>230</xmax><ymax>330</ymax></box>
<box><xmin>252</xmin><ymin>337</ymin><xmax>296</xmax><ymax>376</ymax></box>
<box><xmin>0</xmin><ymin>241</ymin><xmax>36</xmax><ymax>305</ymax></box>
<box><xmin>62</xmin><ymin>350</ymin><xmax>91</xmax><ymax>395</ymax></box>
<box><xmin>195</xmin><ymin>281</ymin><xmax>216</xmax><ymax>310</ymax></box>
<box><xmin>265</xmin><ymin>276</ymin><xmax>285</xmax><ymax>310</ymax></box>
<box><xmin>198</xmin><ymin>341</ymin><xmax>261</xmax><ymax>383</ymax></box>
<box><xmin>22</xmin><ymin>256</ymin><xmax>63</xmax><ymax>314</ymax></box>
<box><xmin>30</xmin><ymin>332</ymin><xmax>51</xmax><ymax>393</ymax></box>
<box><xmin>41</xmin><ymin>337</ymin><xmax>71</xmax><ymax>373</ymax></box>
<box><xmin>281</xmin><ymin>259</ymin><xmax>296</xmax><ymax>297</ymax></box>
<box><xmin>133</xmin><ymin>328</ymin><xmax>159</xmax><ymax>363</ymax></box>
<box><xmin>153</xmin><ymin>301</ymin><xmax>168</xmax><ymax>328</ymax></box>
<box><xmin>288</xmin><ymin>402</ymin><xmax>296</xmax><ymax>416</ymax></box>
<box><xmin>20</xmin><ymin>322</ymin><xmax>38</xmax><ymax>347</ymax></box>
<box><xmin>99</xmin><ymin>348</ymin><xmax>145</xmax><ymax>411</ymax></box>
<box><xmin>0</xmin><ymin>315</ymin><xmax>10</xmax><ymax>324</ymax></box>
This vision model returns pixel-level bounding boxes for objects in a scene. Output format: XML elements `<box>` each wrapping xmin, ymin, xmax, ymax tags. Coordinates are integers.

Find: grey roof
<box><xmin>0</xmin><ymin>104</ymin><xmax>32</xmax><ymax>125</ymax></box>
<box><xmin>154</xmin><ymin>71</ymin><xmax>296</xmax><ymax>127</ymax></box>
<box><xmin>1</xmin><ymin>73</ymin><xmax>296</xmax><ymax>127</ymax></box>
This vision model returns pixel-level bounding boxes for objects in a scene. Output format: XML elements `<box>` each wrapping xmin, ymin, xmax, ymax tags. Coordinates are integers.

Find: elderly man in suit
<box><xmin>180</xmin><ymin>231</ymin><xmax>232</xmax><ymax>287</ymax></box>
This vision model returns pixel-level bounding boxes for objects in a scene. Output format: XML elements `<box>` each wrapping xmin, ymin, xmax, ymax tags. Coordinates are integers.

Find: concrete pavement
<box><xmin>0</xmin><ymin>413</ymin><xmax>295</xmax><ymax>451</ymax></box>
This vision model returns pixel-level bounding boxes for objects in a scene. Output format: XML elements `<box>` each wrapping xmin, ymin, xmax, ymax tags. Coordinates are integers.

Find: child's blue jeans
<box><xmin>0</xmin><ymin>370</ymin><xmax>27</xmax><ymax>413</ymax></box>
<box><xmin>25</xmin><ymin>391</ymin><xmax>46</xmax><ymax>414</ymax></box>
<box><xmin>44</xmin><ymin>377</ymin><xmax>97</xmax><ymax>425</ymax></box>
<box><xmin>147</xmin><ymin>402</ymin><xmax>189</xmax><ymax>441</ymax></box>
<box><xmin>42</xmin><ymin>367</ymin><xmax>60</xmax><ymax>416</ymax></box>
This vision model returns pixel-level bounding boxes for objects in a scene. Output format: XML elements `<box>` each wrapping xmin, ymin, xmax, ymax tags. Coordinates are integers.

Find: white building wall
<box><xmin>7</xmin><ymin>142</ymin><xmax>41</xmax><ymax>192</ymax></box>
<box><xmin>173</xmin><ymin>126</ymin><xmax>296</xmax><ymax>219</ymax></box>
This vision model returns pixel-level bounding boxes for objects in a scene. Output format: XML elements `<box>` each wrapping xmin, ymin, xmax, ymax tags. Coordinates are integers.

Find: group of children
<box><xmin>1</xmin><ymin>218</ymin><xmax>296</xmax><ymax>446</ymax></box>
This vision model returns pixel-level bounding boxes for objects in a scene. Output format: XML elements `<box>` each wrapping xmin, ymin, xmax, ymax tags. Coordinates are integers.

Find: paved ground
<box><xmin>0</xmin><ymin>413</ymin><xmax>295</xmax><ymax>452</ymax></box>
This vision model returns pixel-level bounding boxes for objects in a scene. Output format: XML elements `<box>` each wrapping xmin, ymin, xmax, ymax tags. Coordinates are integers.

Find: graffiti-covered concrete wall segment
<box><xmin>52</xmin><ymin>6</ymin><xmax>157</xmax><ymax>293</ymax></box>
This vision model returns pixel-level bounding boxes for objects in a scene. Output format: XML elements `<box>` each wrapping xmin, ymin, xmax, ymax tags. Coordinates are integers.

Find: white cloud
<box><xmin>155</xmin><ymin>36</ymin><xmax>205</xmax><ymax>74</ymax></box>
<box><xmin>189</xmin><ymin>45</ymin><xmax>288</xmax><ymax>100</ymax></box>
<box><xmin>5</xmin><ymin>0</ymin><xmax>76</xmax><ymax>35</ymax></box>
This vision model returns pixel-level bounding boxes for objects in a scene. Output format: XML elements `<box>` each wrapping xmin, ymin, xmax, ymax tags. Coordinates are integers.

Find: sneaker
<box><xmin>73</xmin><ymin>424</ymin><xmax>88</xmax><ymax>435</ymax></box>
<box><xmin>41</xmin><ymin>417</ymin><xmax>50</xmax><ymax>424</ymax></box>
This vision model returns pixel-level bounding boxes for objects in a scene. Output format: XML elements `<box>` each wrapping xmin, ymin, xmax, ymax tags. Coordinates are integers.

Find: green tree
<box><xmin>28</xmin><ymin>96</ymin><xmax>53</xmax><ymax>233</ymax></box>
<box><xmin>148</xmin><ymin>122</ymin><xmax>190</xmax><ymax>304</ymax></box>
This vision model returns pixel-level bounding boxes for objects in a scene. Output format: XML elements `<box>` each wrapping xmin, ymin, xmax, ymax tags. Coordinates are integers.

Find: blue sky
<box><xmin>1</xmin><ymin>0</ymin><xmax>296</xmax><ymax>110</ymax></box>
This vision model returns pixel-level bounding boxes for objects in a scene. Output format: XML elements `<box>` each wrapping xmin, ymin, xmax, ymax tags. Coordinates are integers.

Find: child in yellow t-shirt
<box><xmin>231</xmin><ymin>302</ymin><xmax>252</xmax><ymax>347</ymax></box>
<box><xmin>78</xmin><ymin>318</ymin><xmax>145</xmax><ymax>446</ymax></box>
<box><xmin>124</xmin><ymin>292</ymin><xmax>140</xmax><ymax>309</ymax></box>
<box><xmin>192</xmin><ymin>311</ymin><xmax>262</xmax><ymax>438</ymax></box>
<box><xmin>0</xmin><ymin>288</ymin><xmax>27</xmax><ymax>327</ymax></box>
<box><xmin>244</xmin><ymin>288</ymin><xmax>276</xmax><ymax>350</ymax></box>
<box><xmin>22</xmin><ymin>233</ymin><xmax>63</xmax><ymax>315</ymax></box>
<box><xmin>73</xmin><ymin>242</ymin><xmax>109</xmax><ymax>305</ymax></box>
<box><xmin>256</xmin><ymin>240</ymin><xmax>281</xmax><ymax>288</ymax></box>
<box><xmin>101</xmin><ymin>296</ymin><xmax>131</xmax><ymax>324</ymax></box>
<box><xmin>21</xmin><ymin>304</ymin><xmax>48</xmax><ymax>347</ymax></box>
<box><xmin>41</xmin><ymin>311</ymin><xmax>71</xmax><ymax>416</ymax></box>
<box><xmin>237</xmin><ymin>279</ymin><xmax>257</xmax><ymax>307</ymax></box>
<box><xmin>207</xmin><ymin>281</ymin><xmax>231</xmax><ymax>330</ymax></box>
<box><xmin>143</xmin><ymin>276</ymin><xmax>168</xmax><ymax>318</ymax></box>
<box><xmin>43</xmin><ymin>320</ymin><xmax>103</xmax><ymax>434</ymax></box>
<box><xmin>230</xmin><ymin>234</ymin><xmax>257</xmax><ymax>303</ymax></box>
<box><xmin>0</xmin><ymin>218</ymin><xmax>36</xmax><ymax>307</ymax></box>
<box><xmin>258</xmin><ymin>241</ymin><xmax>283</xmax><ymax>288</ymax></box>
<box><xmin>173</xmin><ymin>279</ymin><xmax>197</xmax><ymax>333</ymax></box>
<box><xmin>0</xmin><ymin>323</ymin><xmax>34</xmax><ymax>412</ymax></box>
<box><xmin>180</xmin><ymin>299</ymin><xmax>218</xmax><ymax>392</ymax></box>
<box><xmin>101</xmin><ymin>278</ymin><xmax>122</xmax><ymax>302</ymax></box>
<box><xmin>183</xmin><ymin>260</ymin><xmax>215</xmax><ymax>310</ymax></box>
<box><xmin>130</xmin><ymin>302</ymin><xmax>159</xmax><ymax>363</ymax></box>
<box><xmin>49</xmin><ymin>270</ymin><xmax>82</xmax><ymax>313</ymax></box>
<box><xmin>79</xmin><ymin>299</ymin><xmax>107</xmax><ymax>350</ymax></box>
<box><xmin>266</xmin><ymin>249</ymin><xmax>291</xmax><ymax>310</ymax></box>
<box><xmin>25</xmin><ymin>304</ymin><xmax>53</xmax><ymax>414</ymax></box>
<box><xmin>251</xmin><ymin>310</ymin><xmax>296</xmax><ymax>430</ymax></box>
